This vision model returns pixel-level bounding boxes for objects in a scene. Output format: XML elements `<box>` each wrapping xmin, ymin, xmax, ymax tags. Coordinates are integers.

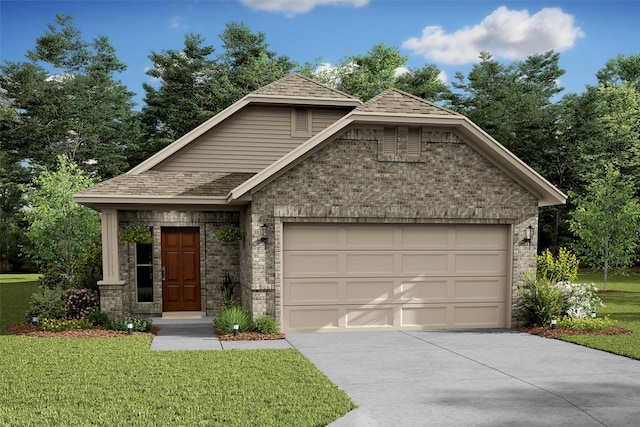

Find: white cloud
<box><xmin>402</xmin><ymin>6</ymin><xmax>584</xmax><ymax>64</ymax></box>
<box><xmin>240</xmin><ymin>0</ymin><xmax>369</xmax><ymax>16</ymax></box>
<box><xmin>169</xmin><ymin>15</ymin><xmax>188</xmax><ymax>30</ymax></box>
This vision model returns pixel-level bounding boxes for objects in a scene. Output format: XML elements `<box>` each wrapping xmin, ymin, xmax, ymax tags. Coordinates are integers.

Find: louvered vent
<box><xmin>383</xmin><ymin>127</ymin><xmax>397</xmax><ymax>155</ymax></box>
<box><xmin>407</xmin><ymin>128</ymin><xmax>421</xmax><ymax>156</ymax></box>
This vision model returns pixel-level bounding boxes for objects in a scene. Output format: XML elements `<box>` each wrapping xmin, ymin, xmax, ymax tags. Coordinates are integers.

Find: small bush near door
<box><xmin>254</xmin><ymin>316</ymin><xmax>280</xmax><ymax>334</ymax></box>
<box><xmin>517</xmin><ymin>273</ymin><xmax>564</xmax><ymax>326</ymax></box>
<box><xmin>214</xmin><ymin>306</ymin><xmax>253</xmax><ymax>334</ymax></box>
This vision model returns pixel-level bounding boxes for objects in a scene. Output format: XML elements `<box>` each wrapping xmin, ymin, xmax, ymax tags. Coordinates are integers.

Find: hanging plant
<box><xmin>215</xmin><ymin>224</ymin><xmax>242</xmax><ymax>242</ymax></box>
<box><xmin>120</xmin><ymin>222</ymin><xmax>153</xmax><ymax>244</ymax></box>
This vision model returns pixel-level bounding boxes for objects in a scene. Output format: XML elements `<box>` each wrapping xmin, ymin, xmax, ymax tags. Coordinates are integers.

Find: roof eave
<box><xmin>74</xmin><ymin>194</ymin><xmax>234</xmax><ymax>211</ymax></box>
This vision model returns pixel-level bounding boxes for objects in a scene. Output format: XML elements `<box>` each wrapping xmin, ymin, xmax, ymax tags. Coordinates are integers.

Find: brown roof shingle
<box><xmin>357</xmin><ymin>88</ymin><xmax>457</xmax><ymax>116</ymax></box>
<box><xmin>253</xmin><ymin>73</ymin><xmax>357</xmax><ymax>100</ymax></box>
<box><xmin>76</xmin><ymin>171</ymin><xmax>255</xmax><ymax>198</ymax></box>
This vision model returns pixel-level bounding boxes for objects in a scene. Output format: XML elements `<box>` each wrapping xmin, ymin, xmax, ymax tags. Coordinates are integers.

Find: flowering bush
<box><xmin>557</xmin><ymin>316</ymin><xmax>617</xmax><ymax>331</ymax></box>
<box><xmin>63</xmin><ymin>288</ymin><xmax>99</xmax><ymax>320</ymax></box>
<box><xmin>215</xmin><ymin>224</ymin><xmax>242</xmax><ymax>242</ymax></box>
<box><xmin>537</xmin><ymin>248</ymin><xmax>579</xmax><ymax>283</ymax></box>
<box><xmin>555</xmin><ymin>282</ymin><xmax>604</xmax><ymax>319</ymax></box>
<box><xmin>120</xmin><ymin>222</ymin><xmax>153</xmax><ymax>244</ymax></box>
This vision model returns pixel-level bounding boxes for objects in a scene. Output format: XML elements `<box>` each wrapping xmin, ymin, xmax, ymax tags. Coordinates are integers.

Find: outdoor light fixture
<box><xmin>551</xmin><ymin>318</ymin><xmax>557</xmax><ymax>329</ymax></box>
<box><xmin>591</xmin><ymin>311</ymin><xmax>597</xmax><ymax>319</ymax></box>
<box><xmin>233</xmin><ymin>323</ymin><xmax>239</xmax><ymax>336</ymax></box>
<box><xmin>260</xmin><ymin>223</ymin><xmax>269</xmax><ymax>248</ymax></box>
<box><xmin>127</xmin><ymin>322</ymin><xmax>133</xmax><ymax>335</ymax></box>
<box><xmin>32</xmin><ymin>316</ymin><xmax>38</xmax><ymax>326</ymax></box>
<box><xmin>523</xmin><ymin>225</ymin><xmax>534</xmax><ymax>247</ymax></box>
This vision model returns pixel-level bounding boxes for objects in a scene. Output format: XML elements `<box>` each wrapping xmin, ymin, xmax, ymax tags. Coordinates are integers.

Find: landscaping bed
<box><xmin>514</xmin><ymin>325</ymin><xmax>633</xmax><ymax>339</ymax></box>
<box><xmin>218</xmin><ymin>331</ymin><xmax>286</xmax><ymax>340</ymax></box>
<box><xmin>5</xmin><ymin>322</ymin><xmax>159</xmax><ymax>338</ymax></box>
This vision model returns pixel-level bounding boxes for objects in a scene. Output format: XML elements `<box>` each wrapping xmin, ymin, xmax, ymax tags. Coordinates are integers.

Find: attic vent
<box><xmin>381</xmin><ymin>126</ymin><xmax>421</xmax><ymax>158</ymax></box>
<box><xmin>407</xmin><ymin>128</ymin><xmax>421</xmax><ymax>156</ymax></box>
<box><xmin>383</xmin><ymin>127</ymin><xmax>397</xmax><ymax>155</ymax></box>
<box><xmin>292</xmin><ymin>108</ymin><xmax>312</xmax><ymax>137</ymax></box>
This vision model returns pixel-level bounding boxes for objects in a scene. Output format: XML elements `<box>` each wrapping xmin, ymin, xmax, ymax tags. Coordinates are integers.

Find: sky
<box><xmin>1</xmin><ymin>0</ymin><xmax>639</xmax><ymax>109</ymax></box>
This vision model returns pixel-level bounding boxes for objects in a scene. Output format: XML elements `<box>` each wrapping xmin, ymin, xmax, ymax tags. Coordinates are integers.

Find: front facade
<box><xmin>75</xmin><ymin>74</ymin><xmax>565</xmax><ymax>332</ymax></box>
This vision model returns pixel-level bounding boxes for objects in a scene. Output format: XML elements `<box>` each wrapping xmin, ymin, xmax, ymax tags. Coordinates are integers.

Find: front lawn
<box><xmin>0</xmin><ymin>274</ymin><xmax>40</xmax><ymax>334</ymax></box>
<box><xmin>559</xmin><ymin>269</ymin><xmax>640</xmax><ymax>360</ymax></box>
<box><xmin>0</xmin><ymin>336</ymin><xmax>355</xmax><ymax>426</ymax></box>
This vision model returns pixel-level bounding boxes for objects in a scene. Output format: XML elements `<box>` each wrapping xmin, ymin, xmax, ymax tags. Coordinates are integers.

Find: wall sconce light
<box><xmin>260</xmin><ymin>223</ymin><xmax>269</xmax><ymax>248</ymax></box>
<box><xmin>523</xmin><ymin>225</ymin><xmax>534</xmax><ymax>247</ymax></box>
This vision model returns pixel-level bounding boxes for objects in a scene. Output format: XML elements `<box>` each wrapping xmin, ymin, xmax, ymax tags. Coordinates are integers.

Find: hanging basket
<box><xmin>215</xmin><ymin>224</ymin><xmax>242</xmax><ymax>242</ymax></box>
<box><xmin>120</xmin><ymin>222</ymin><xmax>153</xmax><ymax>244</ymax></box>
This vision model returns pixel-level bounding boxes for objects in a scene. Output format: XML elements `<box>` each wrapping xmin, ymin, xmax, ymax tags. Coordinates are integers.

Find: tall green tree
<box><xmin>395</xmin><ymin>64</ymin><xmax>450</xmax><ymax>102</ymax></box>
<box><xmin>448</xmin><ymin>51</ymin><xmax>565</xmax><ymax>175</ymax></box>
<box><xmin>139</xmin><ymin>33</ymin><xmax>222</xmax><ymax>157</ymax></box>
<box><xmin>596</xmin><ymin>54</ymin><xmax>640</xmax><ymax>88</ymax></box>
<box><xmin>218</xmin><ymin>22</ymin><xmax>297</xmax><ymax>103</ymax></box>
<box><xmin>0</xmin><ymin>14</ymin><xmax>138</xmax><ymax>178</ymax></box>
<box><xmin>23</xmin><ymin>155</ymin><xmax>101</xmax><ymax>286</ymax></box>
<box><xmin>569</xmin><ymin>164</ymin><xmax>640</xmax><ymax>290</ymax></box>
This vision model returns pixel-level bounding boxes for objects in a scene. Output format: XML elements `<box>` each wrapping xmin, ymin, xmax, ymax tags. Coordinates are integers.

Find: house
<box><xmin>74</xmin><ymin>73</ymin><xmax>566</xmax><ymax>332</ymax></box>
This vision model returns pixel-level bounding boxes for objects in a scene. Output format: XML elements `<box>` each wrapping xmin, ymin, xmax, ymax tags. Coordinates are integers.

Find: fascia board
<box><xmin>73</xmin><ymin>194</ymin><xmax>229</xmax><ymax>206</ymax></box>
<box><xmin>248</xmin><ymin>94</ymin><xmax>362</xmax><ymax>107</ymax></box>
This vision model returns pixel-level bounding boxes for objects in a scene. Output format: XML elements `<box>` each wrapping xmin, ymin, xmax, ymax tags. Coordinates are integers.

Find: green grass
<box><xmin>0</xmin><ymin>336</ymin><xmax>355</xmax><ymax>426</ymax></box>
<box><xmin>0</xmin><ymin>274</ymin><xmax>40</xmax><ymax>334</ymax></box>
<box><xmin>559</xmin><ymin>269</ymin><xmax>640</xmax><ymax>360</ymax></box>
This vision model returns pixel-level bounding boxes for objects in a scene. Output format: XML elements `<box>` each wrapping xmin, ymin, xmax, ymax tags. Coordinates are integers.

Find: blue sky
<box><xmin>1</xmin><ymin>0</ymin><xmax>638</xmax><ymax>108</ymax></box>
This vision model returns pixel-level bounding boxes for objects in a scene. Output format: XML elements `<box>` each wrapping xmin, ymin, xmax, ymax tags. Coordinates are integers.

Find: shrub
<box><xmin>517</xmin><ymin>273</ymin><xmax>564</xmax><ymax>327</ymax></box>
<box><xmin>214</xmin><ymin>305</ymin><xmax>253</xmax><ymax>334</ymax></box>
<box><xmin>557</xmin><ymin>316</ymin><xmax>617</xmax><ymax>331</ymax></box>
<box><xmin>86</xmin><ymin>311</ymin><xmax>111</xmax><ymax>327</ymax></box>
<box><xmin>72</xmin><ymin>244</ymin><xmax>102</xmax><ymax>290</ymax></box>
<box><xmin>253</xmin><ymin>316</ymin><xmax>280</xmax><ymax>334</ymax></box>
<box><xmin>26</xmin><ymin>287</ymin><xmax>65</xmax><ymax>321</ymax></box>
<box><xmin>38</xmin><ymin>269</ymin><xmax>72</xmax><ymax>290</ymax></box>
<box><xmin>555</xmin><ymin>282</ymin><xmax>604</xmax><ymax>318</ymax></box>
<box><xmin>63</xmin><ymin>288</ymin><xmax>99</xmax><ymax>320</ymax></box>
<box><xmin>39</xmin><ymin>317</ymin><xmax>93</xmax><ymax>331</ymax></box>
<box><xmin>537</xmin><ymin>247</ymin><xmax>579</xmax><ymax>283</ymax></box>
<box><xmin>215</xmin><ymin>224</ymin><xmax>242</xmax><ymax>242</ymax></box>
<box><xmin>108</xmin><ymin>315</ymin><xmax>153</xmax><ymax>332</ymax></box>
<box><xmin>220</xmin><ymin>271</ymin><xmax>236</xmax><ymax>306</ymax></box>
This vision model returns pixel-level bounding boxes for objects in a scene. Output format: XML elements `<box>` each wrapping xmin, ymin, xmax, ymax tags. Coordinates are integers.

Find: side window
<box><xmin>136</xmin><ymin>236</ymin><xmax>153</xmax><ymax>303</ymax></box>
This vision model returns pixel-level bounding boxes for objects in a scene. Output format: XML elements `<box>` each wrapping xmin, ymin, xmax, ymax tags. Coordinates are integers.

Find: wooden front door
<box><xmin>162</xmin><ymin>227</ymin><xmax>201</xmax><ymax>312</ymax></box>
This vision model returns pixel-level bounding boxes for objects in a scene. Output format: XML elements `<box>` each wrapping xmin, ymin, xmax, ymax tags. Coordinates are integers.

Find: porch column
<box><xmin>97</xmin><ymin>209</ymin><xmax>125</xmax><ymax>315</ymax></box>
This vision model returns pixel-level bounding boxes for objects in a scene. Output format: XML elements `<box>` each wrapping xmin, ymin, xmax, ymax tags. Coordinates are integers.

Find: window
<box><xmin>136</xmin><ymin>236</ymin><xmax>153</xmax><ymax>302</ymax></box>
<box><xmin>291</xmin><ymin>108</ymin><xmax>312</xmax><ymax>137</ymax></box>
<box><xmin>380</xmin><ymin>126</ymin><xmax>421</xmax><ymax>159</ymax></box>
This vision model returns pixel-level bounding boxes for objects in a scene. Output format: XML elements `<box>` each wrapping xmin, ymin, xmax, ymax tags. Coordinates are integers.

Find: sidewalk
<box><xmin>149</xmin><ymin>317</ymin><xmax>292</xmax><ymax>351</ymax></box>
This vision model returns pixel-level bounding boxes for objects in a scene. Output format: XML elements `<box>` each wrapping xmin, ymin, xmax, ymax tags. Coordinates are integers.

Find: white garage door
<box><xmin>282</xmin><ymin>223</ymin><xmax>510</xmax><ymax>332</ymax></box>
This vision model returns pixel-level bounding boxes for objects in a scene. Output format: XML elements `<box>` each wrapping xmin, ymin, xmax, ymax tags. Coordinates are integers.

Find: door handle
<box><xmin>162</xmin><ymin>267</ymin><xmax>166</xmax><ymax>281</ymax></box>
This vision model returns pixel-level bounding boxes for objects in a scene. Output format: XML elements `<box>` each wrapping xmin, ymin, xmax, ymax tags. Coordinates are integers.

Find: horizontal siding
<box><xmin>156</xmin><ymin>105</ymin><xmax>350</xmax><ymax>173</ymax></box>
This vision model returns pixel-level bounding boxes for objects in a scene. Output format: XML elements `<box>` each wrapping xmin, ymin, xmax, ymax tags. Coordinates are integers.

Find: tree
<box><xmin>23</xmin><ymin>155</ymin><xmax>101</xmax><ymax>287</ymax></box>
<box><xmin>596</xmin><ymin>54</ymin><xmax>640</xmax><ymax>88</ymax></box>
<box><xmin>138</xmin><ymin>33</ymin><xmax>222</xmax><ymax>157</ymax></box>
<box><xmin>218</xmin><ymin>22</ymin><xmax>297</xmax><ymax>103</ymax></box>
<box><xmin>0</xmin><ymin>14</ymin><xmax>138</xmax><ymax>178</ymax></box>
<box><xmin>394</xmin><ymin>64</ymin><xmax>451</xmax><ymax>102</ymax></box>
<box><xmin>569</xmin><ymin>164</ymin><xmax>640</xmax><ymax>290</ymax></box>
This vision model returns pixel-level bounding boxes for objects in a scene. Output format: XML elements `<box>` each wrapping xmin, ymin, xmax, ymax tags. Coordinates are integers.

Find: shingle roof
<box><xmin>253</xmin><ymin>73</ymin><xmax>357</xmax><ymax>100</ymax></box>
<box><xmin>76</xmin><ymin>171</ymin><xmax>255</xmax><ymax>198</ymax></box>
<box><xmin>357</xmin><ymin>88</ymin><xmax>457</xmax><ymax>116</ymax></box>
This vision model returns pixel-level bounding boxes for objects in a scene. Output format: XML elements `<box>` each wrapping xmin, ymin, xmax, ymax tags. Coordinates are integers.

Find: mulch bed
<box><xmin>217</xmin><ymin>331</ymin><xmax>286</xmax><ymax>341</ymax></box>
<box><xmin>513</xmin><ymin>325</ymin><xmax>633</xmax><ymax>339</ymax></box>
<box><xmin>5</xmin><ymin>323</ymin><xmax>159</xmax><ymax>338</ymax></box>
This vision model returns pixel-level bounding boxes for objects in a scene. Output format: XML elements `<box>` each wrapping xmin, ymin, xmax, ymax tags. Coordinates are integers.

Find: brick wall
<box><xmin>249</xmin><ymin>126</ymin><xmax>539</xmax><ymax>325</ymax></box>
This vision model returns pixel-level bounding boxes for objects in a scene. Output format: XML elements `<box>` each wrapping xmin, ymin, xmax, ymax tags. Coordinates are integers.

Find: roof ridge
<box><xmin>358</xmin><ymin>87</ymin><xmax>458</xmax><ymax>116</ymax></box>
<box><xmin>251</xmin><ymin>73</ymin><xmax>360</xmax><ymax>100</ymax></box>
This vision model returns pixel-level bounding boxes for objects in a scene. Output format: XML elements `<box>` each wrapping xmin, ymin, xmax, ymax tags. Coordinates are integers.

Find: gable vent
<box><xmin>407</xmin><ymin>127</ymin><xmax>421</xmax><ymax>156</ymax></box>
<box><xmin>383</xmin><ymin>127</ymin><xmax>397</xmax><ymax>155</ymax></box>
<box><xmin>292</xmin><ymin>108</ymin><xmax>312</xmax><ymax>137</ymax></box>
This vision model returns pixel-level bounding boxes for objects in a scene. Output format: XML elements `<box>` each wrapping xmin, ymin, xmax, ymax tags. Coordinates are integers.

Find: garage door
<box><xmin>282</xmin><ymin>223</ymin><xmax>509</xmax><ymax>332</ymax></box>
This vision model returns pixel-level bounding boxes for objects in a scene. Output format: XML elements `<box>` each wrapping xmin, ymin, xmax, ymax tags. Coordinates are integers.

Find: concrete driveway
<box><xmin>286</xmin><ymin>330</ymin><xmax>640</xmax><ymax>426</ymax></box>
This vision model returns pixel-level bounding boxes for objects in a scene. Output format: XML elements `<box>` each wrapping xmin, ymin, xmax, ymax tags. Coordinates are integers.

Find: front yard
<box><xmin>0</xmin><ymin>335</ymin><xmax>354</xmax><ymax>426</ymax></box>
<box><xmin>559</xmin><ymin>269</ymin><xmax>640</xmax><ymax>360</ymax></box>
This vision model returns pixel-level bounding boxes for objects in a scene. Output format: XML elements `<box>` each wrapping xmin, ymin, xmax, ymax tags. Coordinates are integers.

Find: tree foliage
<box><xmin>569</xmin><ymin>164</ymin><xmax>640</xmax><ymax>290</ymax></box>
<box><xmin>0</xmin><ymin>13</ymin><xmax>138</xmax><ymax>179</ymax></box>
<box><xmin>23</xmin><ymin>155</ymin><xmax>101</xmax><ymax>284</ymax></box>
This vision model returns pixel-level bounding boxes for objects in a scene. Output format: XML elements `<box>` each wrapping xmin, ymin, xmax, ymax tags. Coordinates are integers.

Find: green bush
<box><xmin>86</xmin><ymin>311</ymin><xmax>110</xmax><ymax>327</ymax></box>
<box><xmin>108</xmin><ymin>315</ymin><xmax>152</xmax><ymax>332</ymax></box>
<box><xmin>214</xmin><ymin>305</ymin><xmax>253</xmax><ymax>334</ymax></box>
<box><xmin>253</xmin><ymin>316</ymin><xmax>280</xmax><ymax>334</ymax></box>
<box><xmin>72</xmin><ymin>244</ymin><xmax>102</xmax><ymax>290</ymax></box>
<box><xmin>557</xmin><ymin>316</ymin><xmax>617</xmax><ymax>331</ymax></box>
<box><xmin>39</xmin><ymin>318</ymin><xmax>93</xmax><ymax>331</ymax></box>
<box><xmin>38</xmin><ymin>269</ymin><xmax>72</xmax><ymax>290</ymax></box>
<box><xmin>517</xmin><ymin>273</ymin><xmax>564</xmax><ymax>327</ymax></box>
<box><xmin>537</xmin><ymin>247</ymin><xmax>579</xmax><ymax>283</ymax></box>
<box><xmin>26</xmin><ymin>287</ymin><xmax>65</xmax><ymax>321</ymax></box>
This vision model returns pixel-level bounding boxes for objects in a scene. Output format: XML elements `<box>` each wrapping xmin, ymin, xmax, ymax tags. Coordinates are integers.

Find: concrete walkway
<box><xmin>150</xmin><ymin>320</ymin><xmax>640</xmax><ymax>426</ymax></box>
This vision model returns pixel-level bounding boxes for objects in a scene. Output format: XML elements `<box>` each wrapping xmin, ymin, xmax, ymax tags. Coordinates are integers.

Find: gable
<box><xmin>154</xmin><ymin>104</ymin><xmax>349</xmax><ymax>173</ymax></box>
<box><xmin>254</xmin><ymin>126</ymin><xmax>537</xmax><ymax>219</ymax></box>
